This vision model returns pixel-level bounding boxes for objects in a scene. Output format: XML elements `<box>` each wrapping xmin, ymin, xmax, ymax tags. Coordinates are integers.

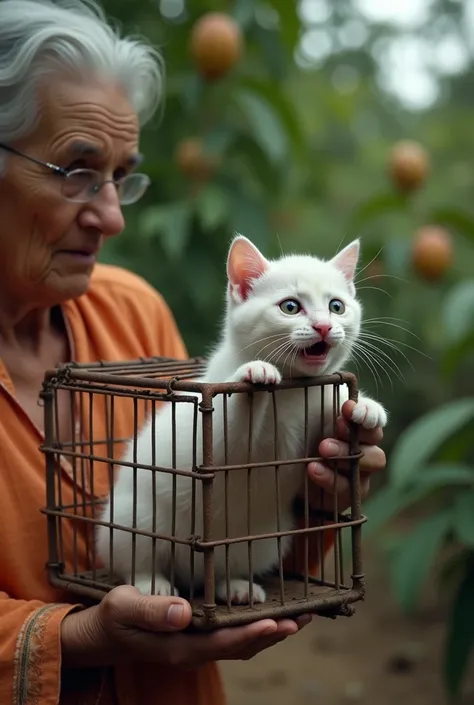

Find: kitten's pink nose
<box><xmin>312</xmin><ymin>323</ymin><xmax>332</xmax><ymax>340</ymax></box>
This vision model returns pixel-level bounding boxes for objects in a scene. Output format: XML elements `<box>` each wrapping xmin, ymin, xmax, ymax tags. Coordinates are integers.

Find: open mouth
<box><xmin>301</xmin><ymin>341</ymin><xmax>329</xmax><ymax>362</ymax></box>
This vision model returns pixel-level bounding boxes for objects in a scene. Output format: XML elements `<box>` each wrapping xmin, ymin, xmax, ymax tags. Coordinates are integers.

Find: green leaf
<box><xmin>410</xmin><ymin>463</ymin><xmax>474</xmax><ymax>492</ymax></box>
<box><xmin>237</xmin><ymin>76</ymin><xmax>306</xmax><ymax>155</ymax></box>
<box><xmin>233</xmin><ymin>88</ymin><xmax>288</xmax><ymax>164</ymax></box>
<box><xmin>229</xmin><ymin>190</ymin><xmax>272</xmax><ymax>250</ymax></box>
<box><xmin>266</xmin><ymin>0</ymin><xmax>301</xmax><ymax>50</ymax></box>
<box><xmin>378</xmin><ymin>531</ymin><xmax>408</xmax><ymax>558</ymax></box>
<box><xmin>438</xmin><ymin>550</ymin><xmax>468</xmax><ymax>593</ymax></box>
<box><xmin>362</xmin><ymin>464</ymin><xmax>474</xmax><ymax>538</ymax></box>
<box><xmin>176</xmin><ymin>73</ymin><xmax>205</xmax><ymax>115</ymax></box>
<box><xmin>348</xmin><ymin>192</ymin><xmax>410</xmax><ymax>235</ymax></box>
<box><xmin>436</xmin><ymin>426</ymin><xmax>474</xmax><ymax>465</ymax></box>
<box><xmin>194</xmin><ymin>184</ymin><xmax>230</xmax><ymax>230</ymax></box>
<box><xmin>389</xmin><ymin>398</ymin><xmax>474</xmax><ymax>491</ymax></box>
<box><xmin>138</xmin><ymin>202</ymin><xmax>191</xmax><ymax>260</ymax></box>
<box><xmin>390</xmin><ymin>509</ymin><xmax>453</xmax><ymax>614</ymax></box>
<box><xmin>453</xmin><ymin>490</ymin><xmax>474</xmax><ymax>548</ymax></box>
<box><xmin>431</xmin><ymin>207</ymin><xmax>474</xmax><ymax>245</ymax></box>
<box><xmin>442</xmin><ymin>279</ymin><xmax>474</xmax><ymax>344</ymax></box>
<box><xmin>251</xmin><ymin>25</ymin><xmax>288</xmax><ymax>81</ymax></box>
<box><xmin>228</xmin><ymin>134</ymin><xmax>283</xmax><ymax>195</ymax></box>
<box><xmin>187</xmin><ymin>245</ymin><xmax>222</xmax><ymax>309</ymax></box>
<box><xmin>230</xmin><ymin>0</ymin><xmax>256</xmax><ymax>29</ymax></box>
<box><xmin>444</xmin><ymin>554</ymin><xmax>474</xmax><ymax>697</ymax></box>
<box><xmin>362</xmin><ymin>484</ymin><xmax>424</xmax><ymax>537</ymax></box>
<box><xmin>383</xmin><ymin>237</ymin><xmax>412</xmax><ymax>278</ymax></box>
<box><xmin>441</xmin><ymin>332</ymin><xmax>474</xmax><ymax>379</ymax></box>
<box><xmin>202</xmin><ymin>126</ymin><xmax>235</xmax><ymax>158</ymax></box>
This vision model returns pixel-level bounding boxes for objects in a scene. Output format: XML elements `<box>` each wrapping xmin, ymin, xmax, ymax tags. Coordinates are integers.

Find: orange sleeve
<box><xmin>0</xmin><ymin>592</ymin><xmax>83</xmax><ymax>705</ymax></box>
<box><xmin>152</xmin><ymin>292</ymin><xmax>189</xmax><ymax>361</ymax></box>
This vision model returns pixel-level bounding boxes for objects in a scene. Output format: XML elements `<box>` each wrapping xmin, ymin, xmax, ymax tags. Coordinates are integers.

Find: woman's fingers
<box><xmin>338</xmin><ymin>400</ymin><xmax>385</xmax><ymax>445</ymax></box>
<box><xmin>307</xmin><ymin>460</ymin><xmax>371</xmax><ymax>507</ymax></box>
<box><xmin>318</xmin><ymin>438</ymin><xmax>386</xmax><ymax>475</ymax></box>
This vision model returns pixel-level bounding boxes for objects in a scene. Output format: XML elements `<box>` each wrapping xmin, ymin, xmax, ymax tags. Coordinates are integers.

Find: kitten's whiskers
<box><xmin>352</xmin><ymin>340</ymin><xmax>405</xmax><ymax>382</ymax></box>
<box><xmin>362</xmin><ymin>318</ymin><xmax>426</xmax><ymax>348</ymax></box>
<box><xmin>355</xmin><ymin>273</ymin><xmax>409</xmax><ymax>285</ymax></box>
<box><xmin>357</xmin><ymin>285</ymin><xmax>393</xmax><ymax>299</ymax></box>
<box><xmin>353</xmin><ymin>246</ymin><xmax>385</xmax><ymax>278</ymax></box>
<box><xmin>343</xmin><ymin>341</ymin><xmax>385</xmax><ymax>392</ymax></box>
<box><xmin>359</xmin><ymin>332</ymin><xmax>421</xmax><ymax>369</ymax></box>
<box><xmin>287</xmin><ymin>346</ymin><xmax>300</xmax><ymax>379</ymax></box>
<box><xmin>238</xmin><ymin>333</ymin><xmax>284</xmax><ymax>356</ymax></box>
<box><xmin>267</xmin><ymin>340</ymin><xmax>296</xmax><ymax>370</ymax></box>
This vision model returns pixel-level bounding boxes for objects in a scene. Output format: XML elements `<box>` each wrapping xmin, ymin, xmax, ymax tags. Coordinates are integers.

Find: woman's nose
<box><xmin>77</xmin><ymin>182</ymin><xmax>125</xmax><ymax>237</ymax></box>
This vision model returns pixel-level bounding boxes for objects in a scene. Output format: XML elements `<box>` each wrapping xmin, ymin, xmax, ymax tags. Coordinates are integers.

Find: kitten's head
<box><xmin>224</xmin><ymin>234</ymin><xmax>362</xmax><ymax>377</ymax></box>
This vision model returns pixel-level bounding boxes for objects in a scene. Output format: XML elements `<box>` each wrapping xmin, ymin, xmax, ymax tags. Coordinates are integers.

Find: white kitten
<box><xmin>96</xmin><ymin>235</ymin><xmax>387</xmax><ymax>604</ymax></box>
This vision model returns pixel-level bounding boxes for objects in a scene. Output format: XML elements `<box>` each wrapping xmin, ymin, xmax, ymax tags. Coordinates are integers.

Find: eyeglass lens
<box><xmin>61</xmin><ymin>169</ymin><xmax>150</xmax><ymax>205</ymax></box>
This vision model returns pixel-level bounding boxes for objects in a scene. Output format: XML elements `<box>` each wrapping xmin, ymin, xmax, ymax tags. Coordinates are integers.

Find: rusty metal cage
<box><xmin>40</xmin><ymin>357</ymin><xmax>366</xmax><ymax>631</ymax></box>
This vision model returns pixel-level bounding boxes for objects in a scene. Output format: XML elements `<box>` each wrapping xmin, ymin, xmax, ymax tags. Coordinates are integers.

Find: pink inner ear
<box><xmin>227</xmin><ymin>237</ymin><xmax>268</xmax><ymax>300</ymax></box>
<box><xmin>331</xmin><ymin>241</ymin><xmax>360</xmax><ymax>283</ymax></box>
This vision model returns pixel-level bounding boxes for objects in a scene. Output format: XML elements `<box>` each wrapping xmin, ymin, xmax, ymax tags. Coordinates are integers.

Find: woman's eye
<box><xmin>279</xmin><ymin>299</ymin><xmax>301</xmax><ymax>315</ymax></box>
<box><xmin>329</xmin><ymin>298</ymin><xmax>345</xmax><ymax>315</ymax></box>
<box><xmin>63</xmin><ymin>159</ymin><xmax>87</xmax><ymax>173</ymax></box>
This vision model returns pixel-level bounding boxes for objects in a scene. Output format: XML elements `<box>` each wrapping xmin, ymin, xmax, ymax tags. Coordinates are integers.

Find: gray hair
<box><xmin>0</xmin><ymin>0</ymin><xmax>164</xmax><ymax>170</ymax></box>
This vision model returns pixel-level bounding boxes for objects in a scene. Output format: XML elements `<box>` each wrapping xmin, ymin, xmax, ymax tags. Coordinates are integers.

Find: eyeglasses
<box><xmin>0</xmin><ymin>142</ymin><xmax>150</xmax><ymax>205</ymax></box>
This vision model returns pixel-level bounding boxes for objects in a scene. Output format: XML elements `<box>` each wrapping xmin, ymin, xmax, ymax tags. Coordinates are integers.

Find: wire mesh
<box><xmin>40</xmin><ymin>356</ymin><xmax>366</xmax><ymax>630</ymax></box>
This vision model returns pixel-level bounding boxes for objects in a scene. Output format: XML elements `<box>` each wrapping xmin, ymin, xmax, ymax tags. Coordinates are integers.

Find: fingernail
<box><xmin>263</xmin><ymin>625</ymin><xmax>277</xmax><ymax>635</ymax></box>
<box><xmin>311</xmin><ymin>462</ymin><xmax>326</xmax><ymax>477</ymax></box>
<box><xmin>297</xmin><ymin>614</ymin><xmax>313</xmax><ymax>628</ymax></box>
<box><xmin>167</xmin><ymin>604</ymin><xmax>184</xmax><ymax>626</ymax></box>
<box><xmin>326</xmin><ymin>441</ymin><xmax>340</xmax><ymax>456</ymax></box>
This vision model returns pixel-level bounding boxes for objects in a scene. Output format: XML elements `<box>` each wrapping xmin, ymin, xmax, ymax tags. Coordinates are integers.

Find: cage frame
<box><xmin>40</xmin><ymin>356</ymin><xmax>367</xmax><ymax>630</ymax></box>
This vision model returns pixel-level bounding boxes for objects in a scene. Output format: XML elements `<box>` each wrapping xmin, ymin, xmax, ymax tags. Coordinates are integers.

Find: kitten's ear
<box><xmin>227</xmin><ymin>234</ymin><xmax>269</xmax><ymax>303</ymax></box>
<box><xmin>330</xmin><ymin>239</ymin><xmax>360</xmax><ymax>295</ymax></box>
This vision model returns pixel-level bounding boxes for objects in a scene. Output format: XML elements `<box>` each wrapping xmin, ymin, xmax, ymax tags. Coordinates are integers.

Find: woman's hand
<box><xmin>61</xmin><ymin>585</ymin><xmax>312</xmax><ymax>670</ymax></box>
<box><xmin>307</xmin><ymin>399</ymin><xmax>386</xmax><ymax>511</ymax></box>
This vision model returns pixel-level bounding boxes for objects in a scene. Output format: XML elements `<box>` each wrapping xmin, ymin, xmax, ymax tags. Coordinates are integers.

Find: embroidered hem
<box><xmin>13</xmin><ymin>604</ymin><xmax>70</xmax><ymax>705</ymax></box>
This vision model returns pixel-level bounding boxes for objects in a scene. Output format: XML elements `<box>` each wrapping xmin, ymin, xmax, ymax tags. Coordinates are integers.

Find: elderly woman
<box><xmin>0</xmin><ymin>1</ymin><xmax>386</xmax><ymax>704</ymax></box>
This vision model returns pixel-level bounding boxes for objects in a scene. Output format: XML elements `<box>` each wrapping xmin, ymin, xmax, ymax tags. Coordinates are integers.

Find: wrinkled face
<box><xmin>226</xmin><ymin>236</ymin><xmax>362</xmax><ymax>377</ymax></box>
<box><xmin>0</xmin><ymin>76</ymin><xmax>140</xmax><ymax>309</ymax></box>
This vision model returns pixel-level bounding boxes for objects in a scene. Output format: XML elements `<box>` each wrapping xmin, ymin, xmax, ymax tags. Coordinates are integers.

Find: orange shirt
<box><xmin>0</xmin><ymin>264</ymin><xmax>225</xmax><ymax>705</ymax></box>
<box><xmin>0</xmin><ymin>263</ymin><xmax>332</xmax><ymax>705</ymax></box>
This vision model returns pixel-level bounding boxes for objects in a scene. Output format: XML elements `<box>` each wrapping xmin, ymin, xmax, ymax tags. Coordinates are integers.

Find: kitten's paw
<box><xmin>351</xmin><ymin>398</ymin><xmax>387</xmax><ymax>430</ymax></box>
<box><xmin>133</xmin><ymin>575</ymin><xmax>179</xmax><ymax>597</ymax></box>
<box><xmin>233</xmin><ymin>361</ymin><xmax>282</xmax><ymax>386</ymax></box>
<box><xmin>217</xmin><ymin>579</ymin><xmax>266</xmax><ymax>604</ymax></box>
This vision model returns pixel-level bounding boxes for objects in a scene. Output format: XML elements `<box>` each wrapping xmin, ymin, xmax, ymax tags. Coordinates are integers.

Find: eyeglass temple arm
<box><xmin>0</xmin><ymin>143</ymin><xmax>66</xmax><ymax>175</ymax></box>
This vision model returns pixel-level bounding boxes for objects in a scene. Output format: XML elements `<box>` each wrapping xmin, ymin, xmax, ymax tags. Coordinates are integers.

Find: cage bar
<box><xmin>40</xmin><ymin>357</ymin><xmax>366</xmax><ymax>631</ymax></box>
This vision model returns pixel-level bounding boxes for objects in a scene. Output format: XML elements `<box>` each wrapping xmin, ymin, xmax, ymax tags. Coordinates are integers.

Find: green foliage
<box><xmin>388</xmin><ymin>398</ymin><xmax>474</xmax><ymax>491</ymax></box>
<box><xmin>453</xmin><ymin>492</ymin><xmax>474</xmax><ymax>548</ymax></box>
<box><xmin>389</xmin><ymin>509</ymin><xmax>453</xmax><ymax>614</ymax></box>
<box><xmin>444</xmin><ymin>554</ymin><xmax>474</xmax><ymax>698</ymax></box>
<box><xmin>349</xmin><ymin>122</ymin><xmax>474</xmax><ymax>697</ymax></box>
<box><xmin>442</xmin><ymin>280</ymin><xmax>474</xmax><ymax>344</ymax></box>
<box><xmin>363</xmin><ymin>310</ymin><xmax>474</xmax><ymax>698</ymax></box>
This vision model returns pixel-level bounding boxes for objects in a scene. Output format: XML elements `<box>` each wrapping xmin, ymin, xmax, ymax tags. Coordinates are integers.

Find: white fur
<box><xmin>96</xmin><ymin>235</ymin><xmax>388</xmax><ymax>604</ymax></box>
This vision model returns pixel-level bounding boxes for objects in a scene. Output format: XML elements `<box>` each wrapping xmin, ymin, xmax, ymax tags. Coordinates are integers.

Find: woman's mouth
<box><xmin>57</xmin><ymin>249</ymin><xmax>97</xmax><ymax>265</ymax></box>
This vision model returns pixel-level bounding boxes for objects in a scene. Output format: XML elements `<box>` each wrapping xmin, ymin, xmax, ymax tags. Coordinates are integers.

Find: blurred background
<box><xmin>99</xmin><ymin>0</ymin><xmax>474</xmax><ymax>701</ymax></box>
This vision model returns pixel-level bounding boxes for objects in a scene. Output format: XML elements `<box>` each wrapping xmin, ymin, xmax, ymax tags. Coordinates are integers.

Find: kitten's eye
<box><xmin>279</xmin><ymin>299</ymin><xmax>301</xmax><ymax>315</ymax></box>
<box><xmin>329</xmin><ymin>298</ymin><xmax>345</xmax><ymax>314</ymax></box>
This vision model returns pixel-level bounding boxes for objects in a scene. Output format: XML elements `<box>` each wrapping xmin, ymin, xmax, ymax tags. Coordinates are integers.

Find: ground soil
<box><xmin>220</xmin><ymin>541</ymin><xmax>474</xmax><ymax>705</ymax></box>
